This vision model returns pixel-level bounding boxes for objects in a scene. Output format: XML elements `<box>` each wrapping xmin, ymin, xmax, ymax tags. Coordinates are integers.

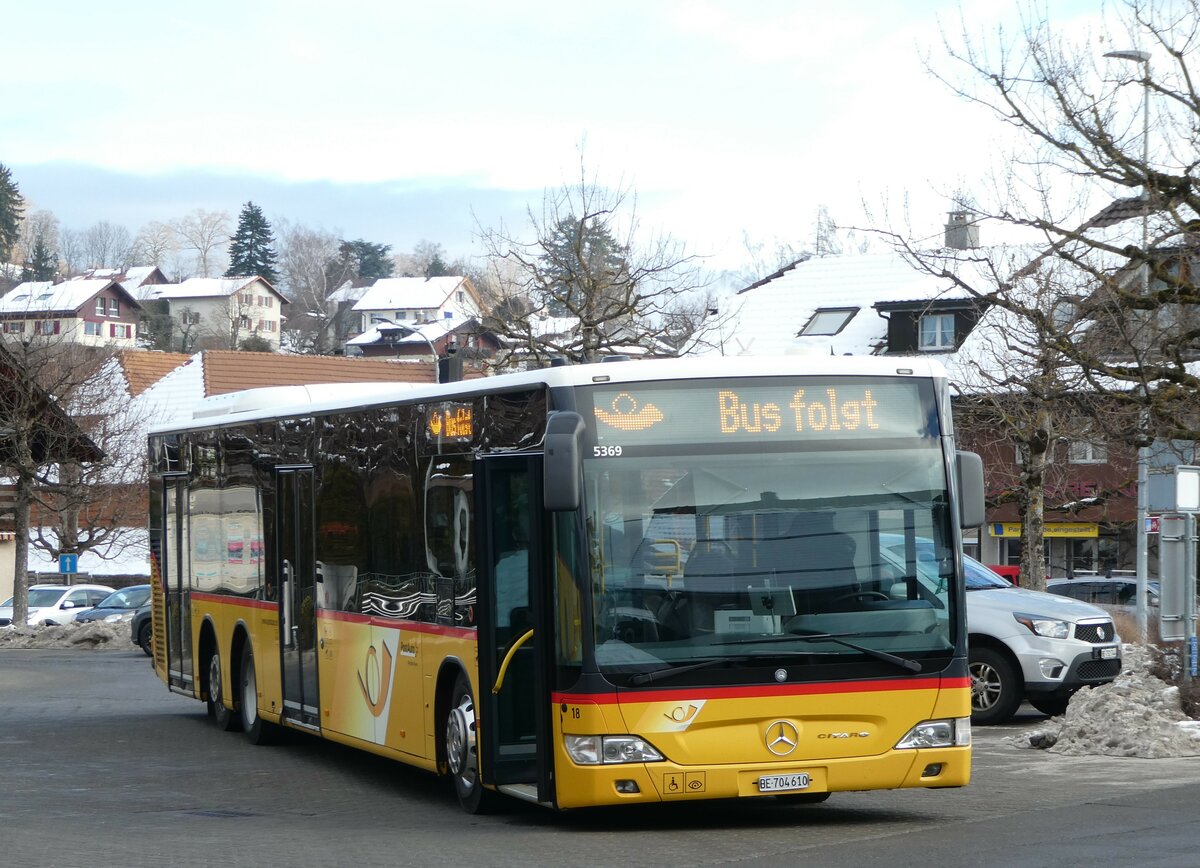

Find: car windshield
<box><xmin>963</xmin><ymin>556</ymin><xmax>1011</xmax><ymax>589</ymax></box>
<box><xmin>26</xmin><ymin>588</ymin><xmax>68</xmax><ymax>607</ymax></box>
<box><xmin>95</xmin><ymin>587</ymin><xmax>150</xmax><ymax>610</ymax></box>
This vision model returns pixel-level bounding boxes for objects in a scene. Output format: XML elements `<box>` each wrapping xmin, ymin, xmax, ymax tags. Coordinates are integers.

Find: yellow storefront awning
<box><xmin>989</xmin><ymin>522</ymin><xmax>1099</xmax><ymax>538</ymax></box>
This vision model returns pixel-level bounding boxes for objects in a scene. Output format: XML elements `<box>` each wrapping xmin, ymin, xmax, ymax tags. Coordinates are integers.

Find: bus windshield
<box><xmin>578</xmin><ymin>378</ymin><xmax>957</xmax><ymax>685</ymax></box>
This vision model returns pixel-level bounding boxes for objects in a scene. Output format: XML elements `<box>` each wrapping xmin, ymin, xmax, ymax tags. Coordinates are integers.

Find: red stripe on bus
<box><xmin>190</xmin><ymin>592</ymin><xmax>278</xmax><ymax>611</ymax></box>
<box><xmin>552</xmin><ymin>676</ymin><xmax>968</xmax><ymax>705</ymax></box>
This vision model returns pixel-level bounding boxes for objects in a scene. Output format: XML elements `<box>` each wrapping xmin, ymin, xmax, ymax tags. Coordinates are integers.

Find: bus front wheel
<box><xmin>445</xmin><ymin>673</ymin><xmax>496</xmax><ymax>814</ymax></box>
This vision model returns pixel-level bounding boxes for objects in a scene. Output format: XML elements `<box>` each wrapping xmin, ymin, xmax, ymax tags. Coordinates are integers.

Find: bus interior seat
<box><xmin>754</xmin><ymin>513</ymin><xmax>858</xmax><ymax>613</ymax></box>
<box><xmin>657</xmin><ymin>543</ymin><xmax>739</xmax><ymax>637</ymax></box>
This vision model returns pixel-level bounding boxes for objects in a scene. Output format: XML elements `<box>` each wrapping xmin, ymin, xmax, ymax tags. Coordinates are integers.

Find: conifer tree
<box><xmin>0</xmin><ymin>163</ymin><xmax>24</xmax><ymax>262</ymax></box>
<box><xmin>225</xmin><ymin>201</ymin><xmax>279</xmax><ymax>283</ymax></box>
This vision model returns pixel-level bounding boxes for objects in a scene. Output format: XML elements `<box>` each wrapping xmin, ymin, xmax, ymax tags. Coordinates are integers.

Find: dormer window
<box><xmin>918</xmin><ymin>313</ymin><xmax>955</xmax><ymax>351</ymax></box>
<box><xmin>799</xmin><ymin>307</ymin><xmax>858</xmax><ymax>336</ymax></box>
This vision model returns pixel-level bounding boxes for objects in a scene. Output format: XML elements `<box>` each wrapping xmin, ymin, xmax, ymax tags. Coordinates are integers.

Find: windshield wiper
<box><xmin>712</xmin><ymin>631</ymin><xmax>922</xmax><ymax>673</ymax></box>
<box><xmin>629</xmin><ymin>657</ymin><xmax>739</xmax><ymax>686</ymax></box>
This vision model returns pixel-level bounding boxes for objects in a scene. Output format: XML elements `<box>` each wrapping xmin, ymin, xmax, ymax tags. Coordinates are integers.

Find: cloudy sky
<box><xmin>5</xmin><ymin>0</ymin><xmax>1106</xmax><ymax>274</ymax></box>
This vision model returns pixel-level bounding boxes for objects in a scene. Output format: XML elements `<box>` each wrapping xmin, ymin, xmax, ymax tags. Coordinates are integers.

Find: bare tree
<box><xmin>0</xmin><ymin>339</ymin><xmax>148</xmax><ymax>624</ymax></box>
<box><xmin>59</xmin><ymin>228</ymin><xmax>85</xmax><ymax>277</ymax></box>
<box><xmin>911</xmin><ymin>0</ymin><xmax>1200</xmax><ymax>439</ymax></box>
<box><xmin>276</xmin><ymin>220</ymin><xmax>342</xmax><ymax>353</ymax></box>
<box><xmin>864</xmin><ymin>1</ymin><xmax>1200</xmax><ymax>584</ymax></box>
<box><xmin>173</xmin><ymin>209</ymin><xmax>231</xmax><ymax>278</ymax></box>
<box><xmin>82</xmin><ymin>221</ymin><xmax>133</xmax><ymax>270</ymax></box>
<box><xmin>477</xmin><ymin>158</ymin><xmax>713</xmax><ymax>366</ymax></box>
<box><xmin>132</xmin><ymin>220</ymin><xmax>178</xmax><ymax>269</ymax></box>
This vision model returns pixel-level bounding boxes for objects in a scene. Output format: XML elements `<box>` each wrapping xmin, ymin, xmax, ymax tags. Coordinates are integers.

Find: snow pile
<box><xmin>1010</xmin><ymin>644</ymin><xmax>1200</xmax><ymax>758</ymax></box>
<box><xmin>0</xmin><ymin>621</ymin><xmax>134</xmax><ymax>650</ymax></box>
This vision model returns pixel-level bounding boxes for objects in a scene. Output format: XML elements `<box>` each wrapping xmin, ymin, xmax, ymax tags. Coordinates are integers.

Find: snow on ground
<box><xmin>0</xmin><ymin>621</ymin><xmax>134</xmax><ymax>650</ymax></box>
<box><xmin>1008</xmin><ymin>643</ymin><xmax>1200</xmax><ymax>758</ymax></box>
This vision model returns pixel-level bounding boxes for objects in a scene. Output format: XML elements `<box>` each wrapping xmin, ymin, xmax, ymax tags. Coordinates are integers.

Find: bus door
<box><xmin>476</xmin><ymin>454</ymin><xmax>553</xmax><ymax>802</ymax></box>
<box><xmin>276</xmin><ymin>466</ymin><xmax>320</xmax><ymax>729</ymax></box>
<box><xmin>162</xmin><ymin>473</ymin><xmax>193</xmax><ymax>691</ymax></box>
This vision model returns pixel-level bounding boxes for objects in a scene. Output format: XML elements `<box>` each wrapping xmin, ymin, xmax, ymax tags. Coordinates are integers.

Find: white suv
<box><xmin>881</xmin><ymin>538</ymin><xmax>1122</xmax><ymax>724</ymax></box>
<box><xmin>959</xmin><ymin>556</ymin><xmax>1121</xmax><ymax>723</ymax></box>
<box><xmin>0</xmin><ymin>584</ymin><xmax>116</xmax><ymax>627</ymax></box>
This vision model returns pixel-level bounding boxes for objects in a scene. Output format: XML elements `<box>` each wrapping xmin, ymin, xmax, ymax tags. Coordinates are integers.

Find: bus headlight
<box><xmin>895</xmin><ymin>717</ymin><xmax>971</xmax><ymax>749</ymax></box>
<box><xmin>564</xmin><ymin>735</ymin><xmax>665</xmax><ymax>765</ymax></box>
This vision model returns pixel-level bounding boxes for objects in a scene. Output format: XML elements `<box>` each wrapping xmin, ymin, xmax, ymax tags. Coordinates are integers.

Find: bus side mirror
<box><xmin>544</xmin><ymin>412</ymin><xmax>585</xmax><ymax>512</ymax></box>
<box><xmin>956</xmin><ymin>450</ymin><xmax>985</xmax><ymax>529</ymax></box>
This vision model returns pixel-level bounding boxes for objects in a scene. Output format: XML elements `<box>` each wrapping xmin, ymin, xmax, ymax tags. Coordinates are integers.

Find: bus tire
<box><xmin>445</xmin><ymin>672</ymin><xmax>497</xmax><ymax>814</ymax></box>
<box><xmin>206</xmin><ymin>647</ymin><xmax>240</xmax><ymax>732</ymax></box>
<box><xmin>969</xmin><ymin>646</ymin><xmax>1022</xmax><ymax>725</ymax></box>
<box><xmin>239</xmin><ymin>646</ymin><xmax>279</xmax><ymax>745</ymax></box>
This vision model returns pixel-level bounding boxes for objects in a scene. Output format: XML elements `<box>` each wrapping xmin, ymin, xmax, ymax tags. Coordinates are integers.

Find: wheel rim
<box><xmin>209</xmin><ymin>654</ymin><xmax>222</xmax><ymax>709</ymax></box>
<box><xmin>140</xmin><ymin>624</ymin><xmax>151</xmax><ymax>650</ymax></box>
<box><xmin>446</xmin><ymin>693</ymin><xmax>478</xmax><ymax>789</ymax></box>
<box><xmin>970</xmin><ymin>661</ymin><xmax>1002</xmax><ymax>711</ymax></box>
<box><xmin>241</xmin><ymin>656</ymin><xmax>257</xmax><ymax>728</ymax></box>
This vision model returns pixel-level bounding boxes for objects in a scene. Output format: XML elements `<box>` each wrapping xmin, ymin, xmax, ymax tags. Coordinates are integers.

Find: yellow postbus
<box><xmin>147</xmin><ymin>356</ymin><xmax>984</xmax><ymax>812</ymax></box>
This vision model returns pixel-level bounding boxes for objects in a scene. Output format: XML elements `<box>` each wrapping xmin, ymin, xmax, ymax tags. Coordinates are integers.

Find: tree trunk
<box><xmin>12</xmin><ymin>481</ymin><xmax>31</xmax><ymax>625</ymax></box>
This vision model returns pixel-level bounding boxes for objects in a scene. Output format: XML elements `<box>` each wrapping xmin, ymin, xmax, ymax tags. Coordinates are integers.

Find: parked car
<box><xmin>73</xmin><ymin>584</ymin><xmax>152</xmax><ymax>624</ymax></box>
<box><xmin>1045</xmin><ymin>575</ymin><xmax>1159</xmax><ymax>611</ymax></box>
<box><xmin>881</xmin><ymin>537</ymin><xmax>1122</xmax><ymax>724</ymax></box>
<box><xmin>0</xmin><ymin>584</ymin><xmax>117</xmax><ymax>627</ymax></box>
<box><xmin>130</xmin><ymin>603</ymin><xmax>153</xmax><ymax>656</ymax></box>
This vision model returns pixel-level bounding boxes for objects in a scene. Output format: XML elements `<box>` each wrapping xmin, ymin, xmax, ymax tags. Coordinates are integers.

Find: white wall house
<box><xmin>349</xmin><ymin>276</ymin><xmax>484</xmax><ymax>337</ymax></box>
<box><xmin>139</xmin><ymin>276</ymin><xmax>286</xmax><ymax>351</ymax></box>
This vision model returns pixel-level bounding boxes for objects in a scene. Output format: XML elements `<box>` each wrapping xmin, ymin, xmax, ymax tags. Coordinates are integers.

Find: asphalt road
<box><xmin>3</xmin><ymin>649</ymin><xmax>1200</xmax><ymax>868</ymax></box>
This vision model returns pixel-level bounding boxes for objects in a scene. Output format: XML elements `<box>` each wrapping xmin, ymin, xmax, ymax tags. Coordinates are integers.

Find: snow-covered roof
<box><xmin>118</xmin><ymin>266</ymin><xmax>160</xmax><ymax>292</ymax></box>
<box><xmin>727</xmin><ymin>251</ymin><xmax>988</xmax><ymax>358</ymax></box>
<box><xmin>346</xmin><ymin>317</ymin><xmax>459</xmax><ymax>347</ymax></box>
<box><xmin>351</xmin><ymin>276</ymin><xmax>467</xmax><ymax>312</ymax></box>
<box><xmin>328</xmin><ymin>280</ymin><xmax>370</xmax><ymax>304</ymax></box>
<box><xmin>144</xmin><ymin>275</ymin><xmax>280</xmax><ymax>301</ymax></box>
<box><xmin>0</xmin><ymin>278</ymin><xmax>122</xmax><ymax>314</ymax></box>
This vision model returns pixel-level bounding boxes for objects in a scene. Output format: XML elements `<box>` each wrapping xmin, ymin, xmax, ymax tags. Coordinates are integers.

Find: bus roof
<box><xmin>149</xmin><ymin>354</ymin><xmax>948</xmax><ymax>435</ymax></box>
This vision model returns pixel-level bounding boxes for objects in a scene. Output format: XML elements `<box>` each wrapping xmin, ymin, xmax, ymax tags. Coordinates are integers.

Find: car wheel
<box><xmin>1028</xmin><ymin>695</ymin><xmax>1071</xmax><ymax>717</ymax></box>
<box><xmin>444</xmin><ymin>673</ymin><xmax>497</xmax><ymax>814</ymax></box>
<box><xmin>137</xmin><ymin>622</ymin><xmax>153</xmax><ymax>657</ymax></box>
<box><xmin>206</xmin><ymin>648</ymin><xmax>240</xmax><ymax>732</ymax></box>
<box><xmin>969</xmin><ymin>647</ymin><xmax>1022</xmax><ymax>725</ymax></box>
<box><xmin>239</xmin><ymin>646</ymin><xmax>280</xmax><ymax>744</ymax></box>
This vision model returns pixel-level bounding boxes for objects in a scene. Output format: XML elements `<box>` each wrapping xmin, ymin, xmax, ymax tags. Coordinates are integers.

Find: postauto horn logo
<box><xmin>594</xmin><ymin>392</ymin><xmax>664</xmax><ymax>432</ymax></box>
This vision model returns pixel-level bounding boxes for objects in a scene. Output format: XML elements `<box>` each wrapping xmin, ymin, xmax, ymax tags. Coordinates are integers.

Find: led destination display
<box><xmin>587</xmin><ymin>379</ymin><xmax>935</xmax><ymax>447</ymax></box>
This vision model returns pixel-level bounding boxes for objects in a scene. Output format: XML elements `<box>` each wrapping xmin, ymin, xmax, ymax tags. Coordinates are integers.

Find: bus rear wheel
<box><xmin>444</xmin><ymin>673</ymin><xmax>496</xmax><ymax>814</ymax></box>
<box><xmin>207</xmin><ymin>648</ymin><xmax>240</xmax><ymax>732</ymax></box>
<box><xmin>239</xmin><ymin>646</ymin><xmax>279</xmax><ymax>744</ymax></box>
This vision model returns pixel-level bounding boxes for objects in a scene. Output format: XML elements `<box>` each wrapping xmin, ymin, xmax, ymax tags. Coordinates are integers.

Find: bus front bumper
<box><xmin>552</xmin><ymin>745</ymin><xmax>971</xmax><ymax>809</ymax></box>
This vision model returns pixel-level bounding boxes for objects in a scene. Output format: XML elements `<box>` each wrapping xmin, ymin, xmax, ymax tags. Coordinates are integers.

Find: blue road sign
<box><xmin>58</xmin><ymin>553</ymin><xmax>78</xmax><ymax>574</ymax></box>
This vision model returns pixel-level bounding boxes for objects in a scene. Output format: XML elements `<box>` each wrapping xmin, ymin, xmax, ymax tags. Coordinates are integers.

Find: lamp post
<box><xmin>1105</xmin><ymin>48</ymin><xmax>1152</xmax><ymax>640</ymax></box>
<box><xmin>379</xmin><ymin>322</ymin><xmax>440</xmax><ymax>383</ymax></box>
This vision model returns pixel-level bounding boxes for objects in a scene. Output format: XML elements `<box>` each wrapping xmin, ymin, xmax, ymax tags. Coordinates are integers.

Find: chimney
<box><xmin>944</xmin><ymin>210</ymin><xmax>980</xmax><ymax>250</ymax></box>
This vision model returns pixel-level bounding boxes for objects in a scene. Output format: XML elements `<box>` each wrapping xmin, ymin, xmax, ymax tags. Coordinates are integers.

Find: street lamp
<box><xmin>1105</xmin><ymin>48</ymin><xmax>1152</xmax><ymax>640</ymax></box>
<box><xmin>378</xmin><ymin>321</ymin><xmax>440</xmax><ymax>383</ymax></box>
